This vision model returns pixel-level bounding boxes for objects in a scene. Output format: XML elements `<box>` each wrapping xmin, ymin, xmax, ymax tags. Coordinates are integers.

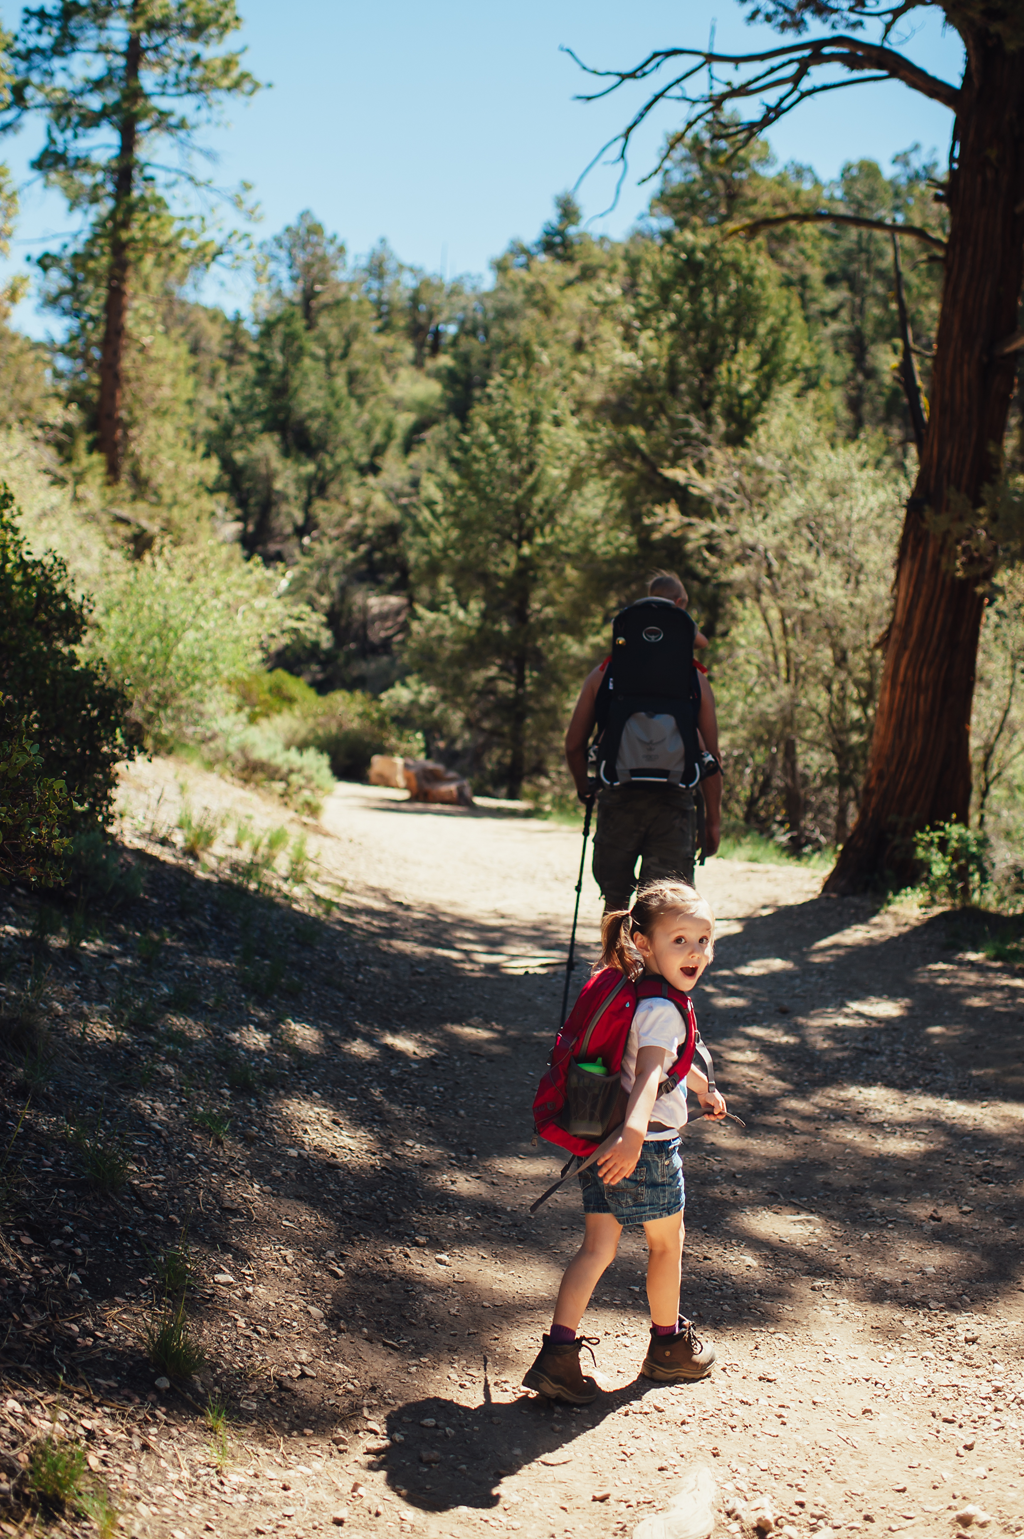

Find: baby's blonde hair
<box><xmin>600</xmin><ymin>879</ymin><xmax>715</xmax><ymax>979</ymax></box>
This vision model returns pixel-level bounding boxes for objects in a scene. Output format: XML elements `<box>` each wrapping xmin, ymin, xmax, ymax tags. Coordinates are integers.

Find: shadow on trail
<box><xmin>0</xmin><ymin>831</ymin><xmax>1021</xmax><ymax>1487</ymax></box>
<box><xmin>378</xmin><ymin>1377</ymin><xmax>677</xmax><ymax>1514</ymax></box>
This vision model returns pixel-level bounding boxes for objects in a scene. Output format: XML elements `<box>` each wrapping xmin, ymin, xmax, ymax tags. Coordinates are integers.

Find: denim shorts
<box><xmin>578</xmin><ymin>1137</ymin><xmax>684</xmax><ymax>1226</ymax></box>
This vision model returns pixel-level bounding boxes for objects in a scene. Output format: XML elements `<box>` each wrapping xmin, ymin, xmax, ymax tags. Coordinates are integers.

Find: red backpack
<box><xmin>532</xmin><ymin>967</ymin><xmax>698</xmax><ymax>1157</ymax></box>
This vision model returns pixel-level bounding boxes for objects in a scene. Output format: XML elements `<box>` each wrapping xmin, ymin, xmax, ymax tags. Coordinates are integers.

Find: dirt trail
<box><xmin>1</xmin><ymin>758</ymin><xmax>1022</xmax><ymax>1539</ymax></box>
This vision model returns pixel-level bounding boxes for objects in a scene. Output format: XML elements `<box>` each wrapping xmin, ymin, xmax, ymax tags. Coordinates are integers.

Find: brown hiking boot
<box><xmin>522</xmin><ymin>1334</ymin><xmax>600</xmax><ymax>1404</ymax></box>
<box><xmin>641</xmin><ymin>1321</ymin><xmax>715</xmax><ymax>1382</ymax></box>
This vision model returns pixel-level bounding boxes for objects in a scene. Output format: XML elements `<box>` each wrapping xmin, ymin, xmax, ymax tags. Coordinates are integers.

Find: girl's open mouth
<box><xmin>681</xmin><ymin>964</ymin><xmax>699</xmax><ymax>978</ymax></box>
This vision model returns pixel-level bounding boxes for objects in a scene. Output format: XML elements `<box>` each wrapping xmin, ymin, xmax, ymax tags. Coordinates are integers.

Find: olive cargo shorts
<box><xmin>592</xmin><ymin>785</ymin><xmax>696</xmax><ymax>911</ymax></box>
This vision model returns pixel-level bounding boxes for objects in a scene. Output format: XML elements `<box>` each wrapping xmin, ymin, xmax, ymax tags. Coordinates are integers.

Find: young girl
<box><xmin>522</xmin><ymin>879</ymin><xmax>726</xmax><ymax>1405</ymax></box>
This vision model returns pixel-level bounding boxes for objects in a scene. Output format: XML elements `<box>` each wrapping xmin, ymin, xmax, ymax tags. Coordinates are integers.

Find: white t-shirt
<box><xmin>619</xmin><ymin>997</ymin><xmax>690</xmax><ymax>1139</ymax></box>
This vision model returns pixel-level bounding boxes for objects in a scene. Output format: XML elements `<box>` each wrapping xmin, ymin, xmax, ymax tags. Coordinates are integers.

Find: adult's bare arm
<box><xmin>697</xmin><ymin>672</ymin><xmax>722</xmax><ymax>856</ymax></box>
<box><xmin>697</xmin><ymin>672</ymin><xmax>720</xmax><ymax>761</ymax></box>
<box><xmin>564</xmin><ymin>664</ymin><xmax>604</xmax><ymax>799</ymax></box>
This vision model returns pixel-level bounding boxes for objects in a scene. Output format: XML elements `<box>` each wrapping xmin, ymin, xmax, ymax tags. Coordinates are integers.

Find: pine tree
<box><xmin>2</xmin><ymin>0</ymin><xmax>258</xmax><ymax>483</ymax></box>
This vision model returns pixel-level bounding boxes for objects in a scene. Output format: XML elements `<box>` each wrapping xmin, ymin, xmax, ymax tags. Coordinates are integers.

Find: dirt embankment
<box><xmin>0</xmin><ymin>757</ymin><xmax>1021</xmax><ymax>1539</ymax></box>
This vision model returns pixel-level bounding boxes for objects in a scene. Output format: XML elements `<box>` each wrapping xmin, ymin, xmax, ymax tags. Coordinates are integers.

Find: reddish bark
<box><xmin>96</xmin><ymin>23</ymin><xmax>141</xmax><ymax>484</ymax></box>
<box><xmin>825</xmin><ymin>30</ymin><xmax>1024</xmax><ymax>892</ymax></box>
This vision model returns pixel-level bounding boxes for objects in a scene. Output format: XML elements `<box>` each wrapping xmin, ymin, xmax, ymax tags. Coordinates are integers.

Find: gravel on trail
<box><xmin>0</xmin><ymin>758</ymin><xmax>1021</xmax><ymax>1539</ymax></box>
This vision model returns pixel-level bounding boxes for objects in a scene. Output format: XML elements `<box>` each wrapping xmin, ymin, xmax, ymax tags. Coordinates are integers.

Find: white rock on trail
<box><xmin>631</xmin><ymin>1464</ymin><xmax>716</xmax><ymax>1539</ymax></box>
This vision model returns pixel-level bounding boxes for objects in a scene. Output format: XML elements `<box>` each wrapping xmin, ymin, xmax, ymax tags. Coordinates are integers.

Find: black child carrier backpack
<box><xmin>592</xmin><ymin>597</ymin><xmax>702</xmax><ymax>790</ymax></box>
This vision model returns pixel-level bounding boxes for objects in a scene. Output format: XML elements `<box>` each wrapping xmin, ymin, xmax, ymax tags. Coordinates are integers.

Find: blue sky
<box><xmin>0</xmin><ymin>0</ymin><xmax>964</xmax><ymax>334</ymax></box>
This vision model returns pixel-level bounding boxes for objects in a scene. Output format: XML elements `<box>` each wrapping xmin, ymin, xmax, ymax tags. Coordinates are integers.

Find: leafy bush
<box><xmin>0</xmin><ymin>482</ymin><xmax>139</xmax><ymax>828</ymax></box>
<box><xmin>913</xmin><ymin>820</ymin><xmax>991</xmax><ymax>907</ymax></box>
<box><xmin>223</xmin><ymin>720</ymin><xmax>334</xmax><ymax>815</ymax></box>
<box><xmin>0</xmin><ymin>694</ymin><xmax>71</xmax><ymax>886</ymax></box>
<box><xmin>233</xmin><ymin>667</ymin><xmax>320</xmax><ymax>721</ymax></box>
<box><xmin>282</xmin><ymin>688</ymin><xmax>404</xmax><ymax>780</ymax></box>
<box><xmin>89</xmin><ymin>542</ymin><xmax>300</xmax><ymax>748</ymax></box>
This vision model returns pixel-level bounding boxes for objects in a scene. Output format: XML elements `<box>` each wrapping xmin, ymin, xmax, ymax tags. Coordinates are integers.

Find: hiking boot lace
<box><xmin>681</xmin><ymin>1321</ymin><xmax>706</xmax><ymax>1353</ymax></box>
<box><xmin>577</xmin><ymin>1334</ymin><xmax>600</xmax><ymax>1368</ymax></box>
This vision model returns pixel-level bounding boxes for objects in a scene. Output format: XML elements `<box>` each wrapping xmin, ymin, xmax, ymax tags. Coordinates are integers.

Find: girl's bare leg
<box><xmin>552</xmin><ymin>1213</ymin><xmax>622</xmax><ymax>1332</ymax></box>
<box><xmin>643</xmin><ymin>1210</ymin><xmax>685</xmax><ymax>1326</ymax></box>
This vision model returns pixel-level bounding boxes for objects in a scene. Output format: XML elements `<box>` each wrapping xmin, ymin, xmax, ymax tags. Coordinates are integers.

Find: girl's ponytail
<box><xmin>599</xmin><ymin>907</ymin><xmax>644</xmax><ymax>979</ymax></box>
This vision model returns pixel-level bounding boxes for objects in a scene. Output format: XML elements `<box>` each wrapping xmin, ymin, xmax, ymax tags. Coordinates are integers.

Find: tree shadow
<box><xmin>0</xmin><ymin>845</ymin><xmax>1020</xmax><ymax>1477</ymax></box>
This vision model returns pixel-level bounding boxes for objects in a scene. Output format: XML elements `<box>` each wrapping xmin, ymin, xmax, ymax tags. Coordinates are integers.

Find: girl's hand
<box><xmin>699</xmin><ymin>1089</ymin><xmax>727</xmax><ymax>1119</ymax></box>
<box><xmin>597</xmin><ymin>1127</ymin><xmax>644</xmax><ymax>1186</ymax></box>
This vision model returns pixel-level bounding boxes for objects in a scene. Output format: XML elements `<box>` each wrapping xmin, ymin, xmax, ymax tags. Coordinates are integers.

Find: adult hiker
<box><xmin>564</xmin><ymin>571</ymin><xmax>722</xmax><ymax>911</ymax></box>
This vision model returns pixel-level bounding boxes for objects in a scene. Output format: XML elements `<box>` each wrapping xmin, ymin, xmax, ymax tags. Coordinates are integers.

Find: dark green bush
<box><xmin>0</xmin><ymin>694</ymin><xmax>71</xmax><ymax>886</ymax></box>
<box><xmin>0</xmin><ymin>483</ymin><xmax>140</xmax><ymax>829</ymax></box>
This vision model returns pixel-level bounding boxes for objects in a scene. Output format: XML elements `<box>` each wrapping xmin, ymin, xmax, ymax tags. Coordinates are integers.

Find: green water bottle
<box><xmin>577</xmin><ymin>1058</ymin><xmax>607</xmax><ymax>1076</ymax></box>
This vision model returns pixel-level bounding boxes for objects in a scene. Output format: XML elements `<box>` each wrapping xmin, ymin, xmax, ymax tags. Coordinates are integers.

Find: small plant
<box><xmin>65</xmin><ymin>900</ymin><xmax>94</xmax><ymax>952</ymax></box>
<box><xmin>0</xmin><ymin>1100</ymin><xmax>29</xmax><ymax>1217</ymax></box>
<box><xmin>193</xmin><ymin>1108</ymin><xmax>231</xmax><ymax>1144</ymax></box>
<box><xmin>68</xmin><ymin>828</ymin><xmax>144</xmax><ymax>911</ymax></box>
<box><xmin>226</xmin><ymin>1058</ymin><xmax>258</xmax><ymax>1093</ymax></box>
<box><xmin>109</xmin><ymin>985</ymin><xmax>156</xmax><ymax>1039</ymax></box>
<box><xmin>78</xmin><ymin>1483</ymin><xmax>119</xmax><ymax>1538</ymax></box>
<box><xmin>154</xmin><ymin>1228</ymin><xmax>198</xmax><ymax>1294</ymax></box>
<box><xmin>27</xmin><ymin>1433</ymin><xmax>86</xmax><ymax>1507</ymax></box>
<box><xmin>178</xmin><ymin>796</ymin><xmax>223</xmax><ymax>858</ymax></box>
<box><xmin>167</xmin><ymin>978</ymin><xmax>201</xmax><ymax>1011</ymax></box>
<box><xmin>266</xmin><ymin>825</ymin><xmax>289</xmax><ymax>858</ymax></box>
<box><xmin>68</xmin><ymin>1106</ymin><xmax>130</xmax><ymax>1193</ymax></box>
<box><xmin>137</xmin><ymin>929</ymin><xmax>168</xmax><ymax>969</ymax></box>
<box><xmin>0</xmin><ymin>979</ymin><xmax>49</xmax><ymax>1063</ymax></box>
<box><xmin>145</xmin><ymin>1299</ymin><xmax>205</xmax><ymax>1378</ymax></box>
<box><xmin>239</xmin><ymin>952</ymin><xmax>285</xmax><ymax>999</ymax></box>
<box><xmin>292</xmin><ymin>914</ymin><xmax>319</xmax><ymax>947</ymax></box>
<box><xmin>914</xmin><ymin>820</ymin><xmax>991</xmax><ymax>906</ymax></box>
<box><xmin>205</xmin><ymin>1392</ymin><xmax>231</xmax><ymax>1471</ymax></box>
<box><xmin>20</xmin><ymin>1040</ymin><xmax>54</xmax><ymax>1091</ymax></box>
<box><xmin>287</xmin><ymin>833</ymin><xmax>311</xmax><ymax>886</ymax></box>
<box><xmin>31</xmin><ymin>903</ymin><xmax>64</xmax><ymax>953</ymax></box>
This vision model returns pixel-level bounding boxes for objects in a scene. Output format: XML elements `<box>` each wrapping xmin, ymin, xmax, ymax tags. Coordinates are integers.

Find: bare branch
<box><xmin>727</xmin><ymin>210</ymin><xmax>947</xmax><ymax>254</ymax></box>
<box><xmin>565</xmin><ymin>32</ymin><xmax>959</xmax><ymax>198</ymax></box>
<box><xmin>569</xmin><ymin>36</ymin><xmax>959</xmax><ymax>111</ymax></box>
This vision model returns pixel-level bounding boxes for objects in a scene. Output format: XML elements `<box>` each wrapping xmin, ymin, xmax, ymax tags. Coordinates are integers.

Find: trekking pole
<box><xmin>559</xmin><ymin>792</ymin><xmax>595</xmax><ymax>1027</ymax></box>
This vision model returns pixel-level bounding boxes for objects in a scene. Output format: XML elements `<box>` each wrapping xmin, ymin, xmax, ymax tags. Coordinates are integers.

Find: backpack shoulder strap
<box><xmin>634</xmin><ymin>980</ymin><xmax>702</xmax><ymax>1091</ymax></box>
<box><xmin>577</xmin><ymin>972</ymin><xmax>632</xmax><ymax>1059</ymax></box>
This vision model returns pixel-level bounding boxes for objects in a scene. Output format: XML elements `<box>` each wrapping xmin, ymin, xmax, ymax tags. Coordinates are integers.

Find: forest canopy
<box><xmin>1</xmin><ymin>0</ymin><xmax>1022</xmax><ymax>897</ymax></box>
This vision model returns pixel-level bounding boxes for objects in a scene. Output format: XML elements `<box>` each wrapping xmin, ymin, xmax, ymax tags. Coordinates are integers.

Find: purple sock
<box><xmin>549</xmin><ymin>1323</ymin><xmax>576</xmax><ymax>1345</ymax></box>
<box><xmin>653</xmin><ymin>1320</ymin><xmax>680</xmax><ymax>1337</ymax></box>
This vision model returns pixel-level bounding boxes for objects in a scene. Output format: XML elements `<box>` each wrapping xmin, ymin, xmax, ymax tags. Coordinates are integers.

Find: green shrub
<box><xmin>913</xmin><ymin>820</ymin><xmax>991</xmax><ymax>907</ymax></box>
<box><xmin>0</xmin><ymin>483</ymin><xmax>139</xmax><ymax>828</ymax></box>
<box><xmin>224</xmin><ymin>721</ymin><xmax>334</xmax><ymax>815</ymax></box>
<box><xmin>90</xmin><ymin>542</ymin><xmax>294</xmax><ymax>748</ymax></box>
<box><xmin>0</xmin><ymin>694</ymin><xmax>71</xmax><ymax>886</ymax></box>
<box><xmin>232</xmin><ymin>667</ymin><xmax>320</xmax><ymax>721</ymax></box>
<box><xmin>283</xmin><ymin>688</ymin><xmax>400</xmax><ymax>780</ymax></box>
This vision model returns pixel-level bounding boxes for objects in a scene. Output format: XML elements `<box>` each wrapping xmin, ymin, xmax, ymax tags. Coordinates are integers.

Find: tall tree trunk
<box><xmin>825</xmin><ymin>32</ymin><xmax>1024</xmax><ymax>894</ymax></box>
<box><xmin>97</xmin><ymin>21</ymin><xmax>141</xmax><ymax>484</ymax></box>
